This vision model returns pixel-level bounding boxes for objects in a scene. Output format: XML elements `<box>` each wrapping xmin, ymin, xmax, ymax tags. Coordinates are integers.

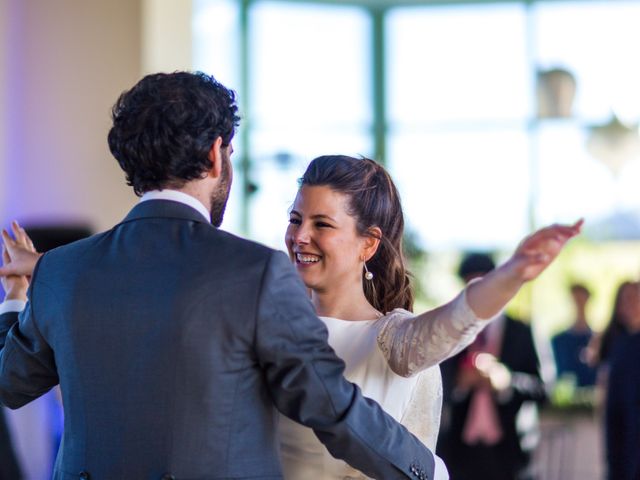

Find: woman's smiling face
<box><xmin>285</xmin><ymin>185</ymin><xmax>368</xmax><ymax>293</ymax></box>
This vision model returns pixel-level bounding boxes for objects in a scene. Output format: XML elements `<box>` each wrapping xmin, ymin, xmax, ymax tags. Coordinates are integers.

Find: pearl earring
<box><xmin>364</xmin><ymin>262</ymin><xmax>374</xmax><ymax>281</ymax></box>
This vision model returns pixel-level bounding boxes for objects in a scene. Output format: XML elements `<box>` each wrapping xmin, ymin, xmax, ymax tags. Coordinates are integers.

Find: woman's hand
<box><xmin>466</xmin><ymin>219</ymin><xmax>582</xmax><ymax>320</ymax></box>
<box><xmin>0</xmin><ymin>221</ymin><xmax>41</xmax><ymax>278</ymax></box>
<box><xmin>504</xmin><ymin>219</ymin><xmax>583</xmax><ymax>283</ymax></box>
<box><xmin>1</xmin><ymin>244</ymin><xmax>29</xmax><ymax>300</ymax></box>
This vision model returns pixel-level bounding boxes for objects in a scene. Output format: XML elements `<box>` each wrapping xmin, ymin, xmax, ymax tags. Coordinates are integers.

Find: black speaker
<box><xmin>23</xmin><ymin>225</ymin><xmax>93</xmax><ymax>253</ymax></box>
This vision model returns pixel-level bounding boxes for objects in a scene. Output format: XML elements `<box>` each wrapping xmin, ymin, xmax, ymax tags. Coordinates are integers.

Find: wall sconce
<box><xmin>537</xmin><ymin>67</ymin><xmax>577</xmax><ymax>119</ymax></box>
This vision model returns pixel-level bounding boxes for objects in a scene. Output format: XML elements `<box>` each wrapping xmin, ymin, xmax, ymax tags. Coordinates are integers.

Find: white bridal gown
<box><xmin>279</xmin><ymin>288</ymin><xmax>490</xmax><ymax>479</ymax></box>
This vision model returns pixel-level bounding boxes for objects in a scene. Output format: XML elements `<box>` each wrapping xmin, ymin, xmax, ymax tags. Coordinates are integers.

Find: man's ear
<box><xmin>206</xmin><ymin>137</ymin><xmax>224</xmax><ymax>179</ymax></box>
<box><xmin>362</xmin><ymin>226</ymin><xmax>382</xmax><ymax>262</ymax></box>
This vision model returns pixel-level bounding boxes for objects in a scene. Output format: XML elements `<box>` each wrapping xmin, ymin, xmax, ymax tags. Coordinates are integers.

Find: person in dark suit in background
<box><xmin>0</xmin><ymin>71</ymin><xmax>441</xmax><ymax>480</ymax></box>
<box><xmin>605</xmin><ymin>282</ymin><xmax>640</xmax><ymax>480</ymax></box>
<box><xmin>551</xmin><ymin>284</ymin><xmax>597</xmax><ymax>388</ymax></box>
<box><xmin>438</xmin><ymin>253</ymin><xmax>547</xmax><ymax>480</ymax></box>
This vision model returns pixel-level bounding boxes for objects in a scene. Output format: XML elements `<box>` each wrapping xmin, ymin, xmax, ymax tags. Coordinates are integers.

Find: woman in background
<box><xmin>595</xmin><ymin>281</ymin><xmax>638</xmax><ymax>366</ymax></box>
<box><xmin>604</xmin><ymin>286</ymin><xmax>640</xmax><ymax>480</ymax></box>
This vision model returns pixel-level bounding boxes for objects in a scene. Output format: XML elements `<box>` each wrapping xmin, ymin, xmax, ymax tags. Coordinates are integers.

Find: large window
<box><xmin>193</xmin><ymin>0</ymin><xmax>640</xmax><ymax>252</ymax></box>
<box><xmin>194</xmin><ymin>0</ymin><xmax>371</xmax><ymax>248</ymax></box>
<box><xmin>248</xmin><ymin>2</ymin><xmax>371</xmax><ymax>248</ymax></box>
<box><xmin>386</xmin><ymin>4</ymin><xmax>531</xmax><ymax>248</ymax></box>
<box><xmin>192</xmin><ymin>0</ymin><xmax>640</xmax><ymax>332</ymax></box>
<box><xmin>193</xmin><ymin>0</ymin><xmax>243</xmax><ymax>233</ymax></box>
<box><xmin>532</xmin><ymin>1</ymin><xmax>640</xmax><ymax>232</ymax></box>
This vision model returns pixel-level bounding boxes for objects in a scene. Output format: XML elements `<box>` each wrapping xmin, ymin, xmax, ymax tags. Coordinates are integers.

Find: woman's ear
<box><xmin>206</xmin><ymin>136</ymin><xmax>224</xmax><ymax>179</ymax></box>
<box><xmin>362</xmin><ymin>226</ymin><xmax>382</xmax><ymax>262</ymax></box>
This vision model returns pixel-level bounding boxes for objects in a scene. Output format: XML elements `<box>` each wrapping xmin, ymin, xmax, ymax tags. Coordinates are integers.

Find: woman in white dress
<box><xmin>279</xmin><ymin>155</ymin><xmax>580</xmax><ymax>479</ymax></box>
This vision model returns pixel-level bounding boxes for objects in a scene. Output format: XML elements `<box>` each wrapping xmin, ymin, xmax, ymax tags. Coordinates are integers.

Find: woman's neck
<box><xmin>311</xmin><ymin>283</ymin><xmax>380</xmax><ymax>321</ymax></box>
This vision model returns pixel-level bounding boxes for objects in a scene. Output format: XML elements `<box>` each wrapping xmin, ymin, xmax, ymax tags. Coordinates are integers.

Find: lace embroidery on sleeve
<box><xmin>376</xmin><ymin>286</ymin><xmax>493</xmax><ymax>377</ymax></box>
<box><xmin>399</xmin><ymin>367</ymin><xmax>443</xmax><ymax>451</ymax></box>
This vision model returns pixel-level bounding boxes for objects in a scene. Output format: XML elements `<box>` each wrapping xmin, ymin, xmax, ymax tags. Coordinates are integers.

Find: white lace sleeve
<box><xmin>376</xmin><ymin>285</ymin><xmax>493</xmax><ymax>377</ymax></box>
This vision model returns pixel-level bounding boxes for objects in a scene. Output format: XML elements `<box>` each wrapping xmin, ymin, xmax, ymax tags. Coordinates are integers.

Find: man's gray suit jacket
<box><xmin>0</xmin><ymin>200</ymin><xmax>435</xmax><ymax>480</ymax></box>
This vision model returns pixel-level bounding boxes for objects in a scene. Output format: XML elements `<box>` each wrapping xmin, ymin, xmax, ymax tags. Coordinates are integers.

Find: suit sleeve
<box><xmin>255</xmin><ymin>250</ymin><xmax>436</xmax><ymax>480</ymax></box>
<box><xmin>0</xmin><ymin>260</ymin><xmax>59</xmax><ymax>409</ymax></box>
<box><xmin>504</xmin><ymin>325</ymin><xmax>547</xmax><ymax>405</ymax></box>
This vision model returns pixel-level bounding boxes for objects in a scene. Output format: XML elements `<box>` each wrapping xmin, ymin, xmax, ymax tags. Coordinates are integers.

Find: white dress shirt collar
<box><xmin>139</xmin><ymin>190</ymin><xmax>210</xmax><ymax>222</ymax></box>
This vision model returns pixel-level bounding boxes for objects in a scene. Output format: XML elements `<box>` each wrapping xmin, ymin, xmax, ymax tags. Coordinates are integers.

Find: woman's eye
<box><xmin>288</xmin><ymin>218</ymin><xmax>301</xmax><ymax>225</ymax></box>
<box><xmin>316</xmin><ymin>222</ymin><xmax>332</xmax><ymax>228</ymax></box>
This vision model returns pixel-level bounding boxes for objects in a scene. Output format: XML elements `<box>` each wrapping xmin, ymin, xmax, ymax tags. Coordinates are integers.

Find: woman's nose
<box><xmin>293</xmin><ymin>225</ymin><xmax>310</xmax><ymax>245</ymax></box>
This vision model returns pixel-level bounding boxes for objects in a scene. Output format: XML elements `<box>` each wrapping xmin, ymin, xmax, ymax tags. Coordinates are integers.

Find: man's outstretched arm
<box><xmin>255</xmin><ymin>250</ymin><xmax>442</xmax><ymax>480</ymax></box>
<box><xmin>0</xmin><ymin>252</ymin><xmax>58</xmax><ymax>409</ymax></box>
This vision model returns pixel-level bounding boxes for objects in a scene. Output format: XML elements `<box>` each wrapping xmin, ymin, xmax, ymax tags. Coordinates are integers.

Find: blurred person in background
<box><xmin>438</xmin><ymin>253</ymin><xmax>547</xmax><ymax>480</ymax></box>
<box><xmin>551</xmin><ymin>283</ymin><xmax>597</xmax><ymax>388</ymax></box>
<box><xmin>592</xmin><ymin>280</ymin><xmax>638</xmax><ymax>368</ymax></box>
<box><xmin>605</xmin><ymin>281</ymin><xmax>640</xmax><ymax>480</ymax></box>
<box><xmin>587</xmin><ymin>280</ymin><xmax>639</xmax><ymax>419</ymax></box>
<box><xmin>0</xmin><ymin>408</ymin><xmax>21</xmax><ymax>480</ymax></box>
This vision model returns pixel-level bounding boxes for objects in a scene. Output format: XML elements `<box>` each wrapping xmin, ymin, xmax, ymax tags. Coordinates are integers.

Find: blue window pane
<box><xmin>387</xmin><ymin>4</ymin><xmax>530</xmax><ymax>125</ymax></box>
<box><xmin>192</xmin><ymin>0</ymin><xmax>244</xmax><ymax>235</ymax></box>
<box><xmin>536</xmin><ymin>122</ymin><xmax>640</xmax><ymax>239</ymax></box>
<box><xmin>536</xmin><ymin>123</ymin><xmax>615</xmax><ymax>225</ymax></box>
<box><xmin>249</xmin><ymin>130</ymin><xmax>371</xmax><ymax>248</ymax></box>
<box><xmin>192</xmin><ymin>0</ymin><xmax>240</xmax><ymax>91</ymax></box>
<box><xmin>534</xmin><ymin>1</ymin><xmax>640</xmax><ymax>124</ymax></box>
<box><xmin>388</xmin><ymin>130</ymin><xmax>530</xmax><ymax>249</ymax></box>
<box><xmin>250</xmin><ymin>2</ymin><xmax>371</xmax><ymax>129</ymax></box>
<box><xmin>247</xmin><ymin>2</ymin><xmax>371</xmax><ymax>247</ymax></box>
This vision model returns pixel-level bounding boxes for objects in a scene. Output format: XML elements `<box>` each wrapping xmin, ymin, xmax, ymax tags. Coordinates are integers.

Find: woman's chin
<box><xmin>297</xmin><ymin>272</ymin><xmax>323</xmax><ymax>292</ymax></box>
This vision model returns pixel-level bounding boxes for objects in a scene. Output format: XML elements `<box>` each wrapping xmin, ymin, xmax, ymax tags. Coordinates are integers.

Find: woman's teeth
<box><xmin>297</xmin><ymin>253</ymin><xmax>320</xmax><ymax>264</ymax></box>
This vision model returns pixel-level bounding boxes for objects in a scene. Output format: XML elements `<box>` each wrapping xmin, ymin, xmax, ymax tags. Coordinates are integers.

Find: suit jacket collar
<box><xmin>119</xmin><ymin>199</ymin><xmax>212</xmax><ymax>226</ymax></box>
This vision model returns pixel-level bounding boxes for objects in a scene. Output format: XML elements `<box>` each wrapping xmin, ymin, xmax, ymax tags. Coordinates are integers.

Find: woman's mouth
<box><xmin>296</xmin><ymin>253</ymin><xmax>321</xmax><ymax>265</ymax></box>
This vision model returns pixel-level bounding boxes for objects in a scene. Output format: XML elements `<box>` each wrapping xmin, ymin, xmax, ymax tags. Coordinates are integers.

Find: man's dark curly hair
<box><xmin>108</xmin><ymin>71</ymin><xmax>240</xmax><ymax>196</ymax></box>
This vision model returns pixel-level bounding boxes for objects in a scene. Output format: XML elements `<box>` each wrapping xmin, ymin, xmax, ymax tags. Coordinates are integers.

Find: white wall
<box><xmin>142</xmin><ymin>0</ymin><xmax>193</xmax><ymax>74</ymax></box>
<box><xmin>1</xmin><ymin>0</ymin><xmax>144</xmax><ymax>232</ymax></box>
<box><xmin>0</xmin><ymin>3</ymin><xmax>146</xmax><ymax>475</ymax></box>
<box><xmin>0</xmin><ymin>0</ymin><xmax>12</xmax><ymax>222</ymax></box>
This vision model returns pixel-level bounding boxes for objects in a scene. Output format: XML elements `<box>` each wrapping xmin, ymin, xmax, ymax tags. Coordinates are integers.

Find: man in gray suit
<box><xmin>0</xmin><ymin>72</ymin><xmax>439</xmax><ymax>479</ymax></box>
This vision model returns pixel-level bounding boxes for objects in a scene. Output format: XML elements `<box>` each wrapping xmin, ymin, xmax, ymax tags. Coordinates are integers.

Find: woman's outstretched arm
<box><xmin>378</xmin><ymin>220</ymin><xmax>582</xmax><ymax>377</ymax></box>
<box><xmin>466</xmin><ymin>220</ymin><xmax>582</xmax><ymax>318</ymax></box>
